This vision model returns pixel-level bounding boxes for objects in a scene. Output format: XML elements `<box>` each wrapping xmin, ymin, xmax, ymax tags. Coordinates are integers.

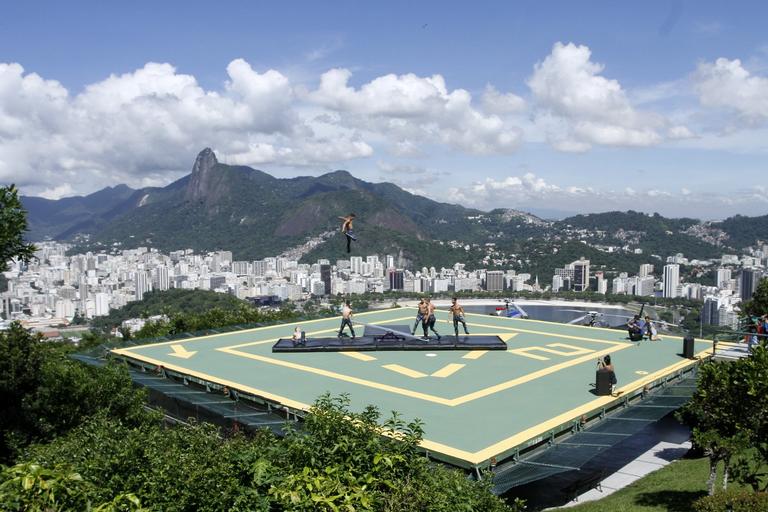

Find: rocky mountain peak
<box><xmin>185</xmin><ymin>147</ymin><xmax>219</xmax><ymax>201</ymax></box>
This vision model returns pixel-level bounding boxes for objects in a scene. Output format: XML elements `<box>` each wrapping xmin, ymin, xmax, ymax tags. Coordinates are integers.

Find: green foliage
<box><xmin>0</xmin><ymin>184</ymin><xmax>37</xmax><ymax>272</ymax></box>
<box><xmin>742</xmin><ymin>277</ymin><xmax>768</xmax><ymax>318</ymax></box>
<box><xmin>91</xmin><ymin>288</ymin><xmax>253</xmax><ymax>333</ymax></box>
<box><xmin>0</xmin><ymin>321</ymin><xmax>152</xmax><ymax>462</ymax></box>
<box><xmin>134</xmin><ymin>303</ymin><xmax>296</xmax><ymax>339</ymax></box>
<box><xmin>0</xmin><ymin>462</ymin><xmax>148</xmax><ymax>512</ymax></box>
<box><xmin>680</xmin><ymin>345</ymin><xmax>768</xmax><ymax>493</ymax></box>
<box><xmin>0</xmin><ymin>462</ymin><xmax>91</xmax><ymax>512</ymax></box>
<box><xmin>21</xmin><ymin>394</ymin><xmax>519</xmax><ymax>511</ymax></box>
<box><xmin>26</xmin><ymin>414</ymin><xmax>272</xmax><ymax>511</ymax></box>
<box><xmin>715</xmin><ymin>214</ymin><xmax>768</xmax><ymax>250</ymax></box>
<box><xmin>693</xmin><ymin>488</ymin><xmax>768</xmax><ymax>512</ymax></box>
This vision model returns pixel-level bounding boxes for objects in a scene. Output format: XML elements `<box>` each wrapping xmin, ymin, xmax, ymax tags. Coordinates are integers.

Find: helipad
<box><xmin>112</xmin><ymin>307</ymin><xmax>711</xmax><ymax>469</ymax></box>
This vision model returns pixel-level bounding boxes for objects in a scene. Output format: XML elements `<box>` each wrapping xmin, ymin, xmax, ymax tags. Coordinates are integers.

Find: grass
<box><xmin>552</xmin><ymin>456</ymin><xmax>714</xmax><ymax>512</ymax></box>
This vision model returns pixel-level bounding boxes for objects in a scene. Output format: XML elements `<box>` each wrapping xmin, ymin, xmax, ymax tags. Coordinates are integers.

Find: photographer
<box><xmin>597</xmin><ymin>355</ymin><xmax>617</xmax><ymax>395</ymax></box>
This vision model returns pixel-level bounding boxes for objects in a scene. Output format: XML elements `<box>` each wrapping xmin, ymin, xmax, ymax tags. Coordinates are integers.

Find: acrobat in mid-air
<box><xmin>339</xmin><ymin>213</ymin><xmax>357</xmax><ymax>253</ymax></box>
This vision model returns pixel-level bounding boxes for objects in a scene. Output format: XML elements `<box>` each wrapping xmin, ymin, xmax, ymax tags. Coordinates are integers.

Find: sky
<box><xmin>2</xmin><ymin>0</ymin><xmax>768</xmax><ymax>219</ymax></box>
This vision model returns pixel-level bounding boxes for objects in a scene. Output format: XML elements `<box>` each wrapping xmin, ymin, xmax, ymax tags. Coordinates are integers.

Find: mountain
<box><xmin>21</xmin><ymin>149</ymin><xmax>768</xmax><ymax>271</ymax></box>
<box><xmin>22</xmin><ymin>184</ymin><xmax>139</xmax><ymax>240</ymax></box>
<box><xmin>23</xmin><ymin>149</ymin><xmax>545</xmax><ymax>268</ymax></box>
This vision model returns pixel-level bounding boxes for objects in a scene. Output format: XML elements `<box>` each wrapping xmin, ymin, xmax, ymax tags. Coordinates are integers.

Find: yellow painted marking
<box><xmin>460</xmin><ymin>346</ymin><xmax>713</xmax><ymax>464</ymax></box>
<box><xmin>382</xmin><ymin>364</ymin><xmax>427</xmax><ymax>379</ymax></box>
<box><xmin>546</xmin><ymin>343</ymin><xmax>597</xmax><ymax>355</ymax></box>
<box><xmin>451</xmin><ymin>343</ymin><xmax>633</xmax><ymax>406</ymax></box>
<box><xmin>218</xmin><ymin>347</ymin><xmax>451</xmax><ymax>403</ymax></box>
<box><xmin>508</xmin><ymin>348</ymin><xmax>550</xmax><ymax>361</ymax></box>
<box><xmin>508</xmin><ymin>343</ymin><xmax>595</xmax><ymax>361</ymax></box>
<box><xmin>463</xmin><ymin>319</ymin><xmax>630</xmax><ymax>347</ymax></box>
<box><xmin>431</xmin><ymin>363</ymin><xmax>465</xmax><ymax>378</ymax></box>
<box><xmin>110</xmin><ymin>350</ymin><xmax>310</xmax><ymax>410</ymax></box>
<box><xmin>113</xmin><ymin>337</ymin><xmax>712</xmax><ymax>467</ymax></box>
<box><xmin>168</xmin><ymin>344</ymin><xmax>197</xmax><ymax>359</ymax></box>
<box><xmin>462</xmin><ymin>350</ymin><xmax>488</xmax><ymax>360</ymax></box>
<box><xmin>216</xmin><ymin>339</ymin><xmax>632</xmax><ymax>407</ymax></box>
<box><xmin>341</xmin><ymin>352</ymin><xmax>377</xmax><ymax>362</ymax></box>
<box><xmin>635</xmin><ymin>370</ymin><xmax>649</xmax><ymax>375</ymax></box>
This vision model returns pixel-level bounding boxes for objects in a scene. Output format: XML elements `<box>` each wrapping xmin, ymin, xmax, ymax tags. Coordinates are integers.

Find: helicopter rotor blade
<box><xmin>568</xmin><ymin>314</ymin><xmax>589</xmax><ymax>325</ymax></box>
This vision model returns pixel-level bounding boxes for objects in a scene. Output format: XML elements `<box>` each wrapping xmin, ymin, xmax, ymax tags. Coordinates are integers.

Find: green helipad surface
<box><xmin>112</xmin><ymin>308</ymin><xmax>712</xmax><ymax>468</ymax></box>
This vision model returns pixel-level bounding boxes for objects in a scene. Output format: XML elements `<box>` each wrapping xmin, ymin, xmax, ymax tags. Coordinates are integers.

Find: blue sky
<box><xmin>2</xmin><ymin>1</ymin><xmax>768</xmax><ymax>219</ymax></box>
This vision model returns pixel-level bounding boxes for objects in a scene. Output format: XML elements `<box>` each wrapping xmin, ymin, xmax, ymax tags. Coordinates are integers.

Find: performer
<box><xmin>422</xmin><ymin>298</ymin><xmax>441</xmax><ymax>340</ymax></box>
<box><xmin>412</xmin><ymin>298</ymin><xmax>428</xmax><ymax>334</ymax></box>
<box><xmin>337</xmin><ymin>301</ymin><xmax>356</xmax><ymax>339</ymax></box>
<box><xmin>449</xmin><ymin>297</ymin><xmax>470</xmax><ymax>336</ymax></box>
<box><xmin>338</xmin><ymin>213</ymin><xmax>357</xmax><ymax>253</ymax></box>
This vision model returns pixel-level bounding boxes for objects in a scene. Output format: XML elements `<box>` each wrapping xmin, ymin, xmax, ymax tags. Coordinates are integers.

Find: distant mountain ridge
<box><xmin>20</xmin><ymin>149</ymin><xmax>768</xmax><ymax>270</ymax></box>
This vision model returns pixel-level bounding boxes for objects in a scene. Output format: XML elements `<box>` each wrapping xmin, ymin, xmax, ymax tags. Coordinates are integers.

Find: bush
<box><xmin>693</xmin><ymin>489</ymin><xmax>768</xmax><ymax>512</ymax></box>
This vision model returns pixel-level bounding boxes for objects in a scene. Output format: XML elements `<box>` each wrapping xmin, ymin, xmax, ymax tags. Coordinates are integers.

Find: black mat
<box><xmin>272</xmin><ymin>329</ymin><xmax>507</xmax><ymax>353</ymax></box>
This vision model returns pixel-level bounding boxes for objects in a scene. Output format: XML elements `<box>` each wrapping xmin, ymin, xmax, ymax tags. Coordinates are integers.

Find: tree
<box><xmin>0</xmin><ymin>184</ymin><xmax>37</xmax><ymax>272</ymax></box>
<box><xmin>742</xmin><ymin>277</ymin><xmax>768</xmax><ymax>319</ymax></box>
<box><xmin>680</xmin><ymin>345</ymin><xmax>768</xmax><ymax>494</ymax></box>
<box><xmin>0</xmin><ymin>322</ymin><xmax>152</xmax><ymax>462</ymax></box>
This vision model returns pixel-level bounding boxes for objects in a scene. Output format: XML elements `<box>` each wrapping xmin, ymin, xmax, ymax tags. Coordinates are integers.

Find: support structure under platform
<box><xmin>272</xmin><ymin>324</ymin><xmax>507</xmax><ymax>353</ymax></box>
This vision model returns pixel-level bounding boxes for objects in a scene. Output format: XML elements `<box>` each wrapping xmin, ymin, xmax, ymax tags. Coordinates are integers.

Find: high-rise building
<box><xmin>636</xmin><ymin>276</ymin><xmax>655</xmax><ymax>297</ymax></box>
<box><xmin>663</xmin><ymin>264</ymin><xmax>680</xmax><ymax>298</ymax></box>
<box><xmin>94</xmin><ymin>293</ymin><xmax>110</xmax><ymax>316</ymax></box>
<box><xmin>350</xmin><ymin>256</ymin><xmax>363</xmax><ymax>275</ymax></box>
<box><xmin>136</xmin><ymin>271</ymin><xmax>152</xmax><ymax>301</ymax></box>
<box><xmin>740</xmin><ymin>268</ymin><xmax>761</xmax><ymax>301</ymax></box>
<box><xmin>253</xmin><ymin>260</ymin><xmax>267</xmax><ymax>276</ymax></box>
<box><xmin>232</xmin><ymin>261</ymin><xmax>251</xmax><ymax>275</ymax></box>
<box><xmin>639</xmin><ymin>264</ymin><xmax>654</xmax><ymax>278</ymax></box>
<box><xmin>595</xmin><ymin>271</ymin><xmax>608</xmax><ymax>294</ymax></box>
<box><xmin>702</xmin><ymin>297</ymin><xmax>720</xmax><ymax>325</ymax></box>
<box><xmin>320</xmin><ymin>264</ymin><xmax>332</xmax><ymax>296</ymax></box>
<box><xmin>716</xmin><ymin>268</ymin><xmax>732</xmax><ymax>289</ymax></box>
<box><xmin>572</xmin><ymin>259</ymin><xmax>590</xmax><ymax>292</ymax></box>
<box><xmin>388</xmin><ymin>269</ymin><xmax>404</xmax><ymax>290</ymax></box>
<box><xmin>155</xmin><ymin>266</ymin><xmax>170</xmax><ymax>291</ymax></box>
<box><xmin>485</xmin><ymin>270</ymin><xmax>504</xmax><ymax>292</ymax></box>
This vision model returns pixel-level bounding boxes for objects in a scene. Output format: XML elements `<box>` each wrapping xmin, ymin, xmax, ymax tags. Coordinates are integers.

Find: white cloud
<box><xmin>694</xmin><ymin>57</ymin><xmax>768</xmax><ymax>125</ymax></box>
<box><xmin>481</xmin><ymin>85</ymin><xmax>526</xmax><ymax>114</ymax></box>
<box><xmin>442</xmin><ymin>171</ymin><xmax>768</xmax><ymax>219</ymax></box>
<box><xmin>528</xmin><ymin>42</ymin><xmax>688</xmax><ymax>151</ymax></box>
<box><xmin>37</xmin><ymin>183</ymin><xmax>74</xmax><ymax>200</ymax></box>
<box><xmin>308</xmin><ymin>68</ymin><xmax>523</xmax><ymax>154</ymax></box>
<box><xmin>0</xmin><ymin>60</ymin><xmax>382</xmax><ymax>195</ymax></box>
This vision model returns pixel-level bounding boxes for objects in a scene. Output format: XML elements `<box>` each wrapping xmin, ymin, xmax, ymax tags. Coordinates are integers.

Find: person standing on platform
<box><xmin>338</xmin><ymin>213</ymin><xmax>357</xmax><ymax>253</ymax></box>
<box><xmin>412</xmin><ymin>298</ymin><xmax>428</xmax><ymax>335</ymax></box>
<box><xmin>449</xmin><ymin>297</ymin><xmax>470</xmax><ymax>337</ymax></box>
<box><xmin>422</xmin><ymin>298</ymin><xmax>441</xmax><ymax>340</ymax></box>
<box><xmin>338</xmin><ymin>301</ymin><xmax>356</xmax><ymax>339</ymax></box>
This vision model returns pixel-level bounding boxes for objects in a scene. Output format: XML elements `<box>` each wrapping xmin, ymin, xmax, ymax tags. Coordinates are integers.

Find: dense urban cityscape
<box><xmin>3</xmin><ymin>240</ymin><xmax>766</xmax><ymax>337</ymax></box>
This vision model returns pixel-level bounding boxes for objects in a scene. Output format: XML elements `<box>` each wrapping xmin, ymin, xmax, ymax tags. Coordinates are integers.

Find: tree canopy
<box><xmin>0</xmin><ymin>184</ymin><xmax>37</xmax><ymax>272</ymax></box>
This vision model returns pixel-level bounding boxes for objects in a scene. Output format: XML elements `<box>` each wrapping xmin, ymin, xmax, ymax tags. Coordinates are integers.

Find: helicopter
<box><xmin>495</xmin><ymin>298</ymin><xmax>529</xmax><ymax>319</ymax></box>
<box><xmin>559</xmin><ymin>309</ymin><xmax>632</xmax><ymax>327</ymax></box>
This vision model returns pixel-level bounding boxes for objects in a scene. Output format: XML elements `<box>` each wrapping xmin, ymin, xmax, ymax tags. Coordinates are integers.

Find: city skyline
<box><xmin>3</xmin><ymin>1</ymin><xmax>768</xmax><ymax>218</ymax></box>
<box><xmin>3</xmin><ymin>238</ymin><xmax>763</xmax><ymax>335</ymax></box>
